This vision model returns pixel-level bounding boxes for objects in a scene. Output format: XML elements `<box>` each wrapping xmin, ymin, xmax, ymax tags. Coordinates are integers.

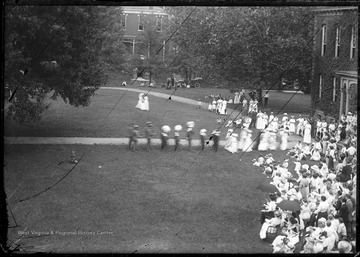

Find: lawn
<box><xmin>4</xmin><ymin>144</ymin><xmax>318</xmax><ymax>253</ymax></box>
<box><xmin>108</xmin><ymin>72</ymin><xmax>311</xmax><ymax>114</ymax></box>
<box><xmin>4</xmin><ymin>86</ymin><xmax>311</xmax><ymax>138</ymax></box>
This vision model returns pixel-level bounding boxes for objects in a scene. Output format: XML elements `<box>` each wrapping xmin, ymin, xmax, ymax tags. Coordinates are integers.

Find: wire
<box><xmin>18</xmin><ymin>152</ymin><xmax>85</xmax><ymax>203</ymax></box>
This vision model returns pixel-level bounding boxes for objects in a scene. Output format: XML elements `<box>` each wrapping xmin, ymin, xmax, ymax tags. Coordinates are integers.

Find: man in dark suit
<box><xmin>337</xmin><ymin>197</ymin><xmax>349</xmax><ymax>229</ymax></box>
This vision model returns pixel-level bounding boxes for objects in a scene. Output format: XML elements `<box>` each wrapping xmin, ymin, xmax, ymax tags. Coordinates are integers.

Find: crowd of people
<box><xmin>255</xmin><ymin>112</ymin><xmax>357</xmax><ymax>253</ymax></box>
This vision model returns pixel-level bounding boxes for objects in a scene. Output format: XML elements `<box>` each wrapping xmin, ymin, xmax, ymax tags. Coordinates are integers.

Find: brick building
<box><xmin>121</xmin><ymin>6</ymin><xmax>170</xmax><ymax>59</ymax></box>
<box><xmin>310</xmin><ymin>7</ymin><xmax>358</xmax><ymax>121</ymax></box>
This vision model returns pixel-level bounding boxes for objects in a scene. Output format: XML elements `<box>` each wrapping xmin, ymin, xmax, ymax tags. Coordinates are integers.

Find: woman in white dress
<box><xmin>142</xmin><ymin>94</ymin><xmax>149</xmax><ymax>111</ymax></box>
<box><xmin>217</xmin><ymin>99</ymin><xmax>223</xmax><ymax>114</ymax></box>
<box><xmin>256</xmin><ymin>111</ymin><xmax>263</xmax><ymax>129</ymax></box>
<box><xmin>296</xmin><ymin>115</ymin><xmax>304</xmax><ymax>135</ymax></box>
<box><xmin>289</xmin><ymin>116</ymin><xmax>296</xmax><ymax>134</ymax></box>
<box><xmin>238</xmin><ymin>127</ymin><xmax>248</xmax><ymax>150</ymax></box>
<box><xmin>211</xmin><ymin>98</ymin><xmax>217</xmax><ymax>112</ymax></box>
<box><xmin>268</xmin><ymin>130</ymin><xmax>278</xmax><ymax>150</ymax></box>
<box><xmin>242</xmin><ymin>129</ymin><xmax>253</xmax><ymax>152</ymax></box>
<box><xmin>279</xmin><ymin>128</ymin><xmax>289</xmax><ymax>151</ymax></box>
<box><xmin>262</xmin><ymin>112</ymin><xmax>268</xmax><ymax>128</ymax></box>
<box><xmin>220</xmin><ymin>100</ymin><xmax>227</xmax><ymax>115</ymax></box>
<box><xmin>135</xmin><ymin>93</ymin><xmax>145</xmax><ymax>109</ymax></box>
<box><xmin>234</xmin><ymin>92</ymin><xmax>240</xmax><ymax>104</ymax></box>
<box><xmin>303</xmin><ymin>120</ymin><xmax>312</xmax><ymax>144</ymax></box>
<box><xmin>258</xmin><ymin>129</ymin><xmax>270</xmax><ymax>151</ymax></box>
<box><xmin>225</xmin><ymin>133</ymin><xmax>238</xmax><ymax>153</ymax></box>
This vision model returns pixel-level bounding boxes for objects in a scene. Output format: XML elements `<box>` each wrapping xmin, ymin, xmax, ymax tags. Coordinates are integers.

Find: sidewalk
<box><xmin>4</xmin><ymin>135</ymin><xmax>300</xmax><ymax>148</ymax></box>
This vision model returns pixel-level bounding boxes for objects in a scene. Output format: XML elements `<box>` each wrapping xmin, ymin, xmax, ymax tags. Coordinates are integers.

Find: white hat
<box><xmin>302</xmin><ymin>164</ymin><xmax>309</xmax><ymax>170</ymax></box>
<box><xmin>186</xmin><ymin>121</ymin><xmax>195</xmax><ymax>128</ymax></box>
<box><xmin>232</xmin><ymin>133</ymin><xmax>238</xmax><ymax>137</ymax></box>
<box><xmin>174</xmin><ymin>125</ymin><xmax>182</xmax><ymax>131</ymax></box>
<box><xmin>337</xmin><ymin>241</ymin><xmax>352</xmax><ymax>253</ymax></box>
<box><xmin>284</xmin><ymin>113</ymin><xmax>288</xmax><ymax>116</ymax></box>
<box><xmin>161</xmin><ymin>125</ymin><xmax>171</xmax><ymax>133</ymax></box>
<box><xmin>311</xmin><ymin>165</ymin><xmax>320</xmax><ymax>172</ymax></box>
<box><xmin>200</xmin><ymin>129</ymin><xmax>207</xmax><ymax>133</ymax></box>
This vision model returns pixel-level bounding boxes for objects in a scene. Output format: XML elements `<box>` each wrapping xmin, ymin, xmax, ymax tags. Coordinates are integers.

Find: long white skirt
<box><xmin>303</xmin><ymin>128</ymin><xmax>312</xmax><ymax>144</ymax></box>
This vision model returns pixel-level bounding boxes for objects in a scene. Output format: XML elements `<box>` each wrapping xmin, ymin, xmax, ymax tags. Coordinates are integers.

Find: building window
<box><xmin>335</xmin><ymin>27</ymin><xmax>340</xmax><ymax>57</ymax></box>
<box><xmin>321</xmin><ymin>24</ymin><xmax>327</xmax><ymax>56</ymax></box>
<box><xmin>156</xmin><ymin>16</ymin><xmax>162</xmax><ymax>32</ymax></box>
<box><xmin>121</xmin><ymin>14</ymin><xmax>127</xmax><ymax>30</ymax></box>
<box><xmin>350</xmin><ymin>25</ymin><xmax>356</xmax><ymax>58</ymax></box>
<box><xmin>138</xmin><ymin>15</ymin><xmax>144</xmax><ymax>31</ymax></box>
<box><xmin>319</xmin><ymin>74</ymin><xmax>324</xmax><ymax>99</ymax></box>
<box><xmin>332</xmin><ymin>77</ymin><xmax>338</xmax><ymax>102</ymax></box>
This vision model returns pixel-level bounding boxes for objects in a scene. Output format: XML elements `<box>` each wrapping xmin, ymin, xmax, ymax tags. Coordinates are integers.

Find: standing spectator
<box><xmin>144</xmin><ymin>122</ymin><xmax>155</xmax><ymax>151</ymax></box>
<box><xmin>200</xmin><ymin>129</ymin><xmax>207</xmax><ymax>150</ymax></box>
<box><xmin>186</xmin><ymin>121</ymin><xmax>195</xmax><ymax>151</ymax></box>
<box><xmin>127</xmin><ymin>122</ymin><xmax>135</xmax><ymax>150</ymax></box>
<box><xmin>212</xmin><ymin>130</ymin><xmax>220</xmax><ymax>152</ymax></box>
<box><xmin>131</xmin><ymin>125</ymin><xmax>140</xmax><ymax>151</ymax></box>
<box><xmin>174</xmin><ymin>125</ymin><xmax>182</xmax><ymax>151</ymax></box>
<box><xmin>264</xmin><ymin>91</ymin><xmax>270</xmax><ymax>107</ymax></box>
<box><xmin>170</xmin><ymin>74</ymin><xmax>175</xmax><ymax>88</ymax></box>
<box><xmin>197</xmin><ymin>98</ymin><xmax>202</xmax><ymax>109</ymax></box>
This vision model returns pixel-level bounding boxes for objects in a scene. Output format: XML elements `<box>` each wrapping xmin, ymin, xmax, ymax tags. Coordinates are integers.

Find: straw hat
<box><xmin>337</xmin><ymin>241</ymin><xmax>352</xmax><ymax>253</ymax></box>
<box><xmin>200</xmin><ymin>129</ymin><xmax>207</xmax><ymax>134</ymax></box>
<box><xmin>161</xmin><ymin>125</ymin><xmax>171</xmax><ymax>133</ymax></box>
<box><xmin>174</xmin><ymin>125</ymin><xmax>182</xmax><ymax>131</ymax></box>
<box><xmin>186</xmin><ymin>121</ymin><xmax>195</xmax><ymax>128</ymax></box>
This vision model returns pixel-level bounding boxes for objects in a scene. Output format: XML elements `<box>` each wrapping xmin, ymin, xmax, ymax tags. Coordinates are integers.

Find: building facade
<box><xmin>121</xmin><ymin>6</ymin><xmax>170</xmax><ymax>59</ymax></box>
<box><xmin>311</xmin><ymin>7</ymin><xmax>358</xmax><ymax>121</ymax></box>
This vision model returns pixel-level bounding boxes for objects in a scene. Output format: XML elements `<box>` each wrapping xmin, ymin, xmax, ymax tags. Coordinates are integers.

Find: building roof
<box><xmin>122</xmin><ymin>6</ymin><xmax>168</xmax><ymax>16</ymax></box>
<box><xmin>310</xmin><ymin>6</ymin><xmax>358</xmax><ymax>13</ymax></box>
<box><xmin>335</xmin><ymin>70</ymin><xmax>358</xmax><ymax>78</ymax></box>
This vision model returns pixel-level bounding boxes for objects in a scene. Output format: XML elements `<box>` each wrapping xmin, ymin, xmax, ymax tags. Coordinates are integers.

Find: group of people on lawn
<box><xmin>255</xmin><ymin>111</ymin><xmax>357</xmax><ymax>253</ymax></box>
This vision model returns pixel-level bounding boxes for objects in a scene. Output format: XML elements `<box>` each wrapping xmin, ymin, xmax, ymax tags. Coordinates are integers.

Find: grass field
<box><xmin>4</xmin><ymin>74</ymin><xmax>314</xmax><ymax>253</ymax></box>
<box><xmin>4</xmin><ymin>144</ymin><xmax>319</xmax><ymax>253</ymax></box>
<box><xmin>4</xmin><ymin>85</ymin><xmax>311</xmax><ymax>138</ymax></box>
<box><xmin>108</xmin><ymin>72</ymin><xmax>311</xmax><ymax>114</ymax></box>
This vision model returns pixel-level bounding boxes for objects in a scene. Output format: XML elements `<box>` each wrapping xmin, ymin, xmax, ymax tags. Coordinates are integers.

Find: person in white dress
<box><xmin>279</xmin><ymin>127</ymin><xmax>289</xmax><ymax>151</ymax></box>
<box><xmin>238</xmin><ymin>127</ymin><xmax>248</xmax><ymax>150</ymax></box>
<box><xmin>234</xmin><ymin>92</ymin><xmax>240</xmax><ymax>104</ymax></box>
<box><xmin>208</xmin><ymin>99</ymin><xmax>213</xmax><ymax>112</ymax></box>
<box><xmin>258</xmin><ymin>129</ymin><xmax>270</xmax><ymax>151</ymax></box>
<box><xmin>296</xmin><ymin>115</ymin><xmax>304</xmax><ymax>135</ymax></box>
<box><xmin>225</xmin><ymin>133</ymin><xmax>238</xmax><ymax>153</ymax></box>
<box><xmin>289</xmin><ymin>116</ymin><xmax>296</xmax><ymax>134</ymax></box>
<box><xmin>135</xmin><ymin>93</ymin><xmax>145</xmax><ymax>109</ymax></box>
<box><xmin>262</xmin><ymin>112</ymin><xmax>268</xmax><ymax>128</ymax></box>
<box><xmin>268</xmin><ymin>112</ymin><xmax>275</xmax><ymax>124</ymax></box>
<box><xmin>242</xmin><ymin>128</ymin><xmax>253</xmax><ymax>152</ymax></box>
<box><xmin>217</xmin><ymin>98</ymin><xmax>223</xmax><ymax>114</ymax></box>
<box><xmin>303</xmin><ymin>120</ymin><xmax>312</xmax><ymax>144</ymax></box>
<box><xmin>256</xmin><ymin>111</ymin><xmax>263</xmax><ymax>129</ymax></box>
<box><xmin>282</xmin><ymin>113</ymin><xmax>289</xmax><ymax>127</ymax></box>
<box><xmin>211</xmin><ymin>98</ymin><xmax>217</xmax><ymax>112</ymax></box>
<box><xmin>220</xmin><ymin>100</ymin><xmax>227</xmax><ymax>115</ymax></box>
<box><xmin>142</xmin><ymin>94</ymin><xmax>149</xmax><ymax>111</ymax></box>
<box><xmin>268</xmin><ymin>129</ymin><xmax>278</xmax><ymax>150</ymax></box>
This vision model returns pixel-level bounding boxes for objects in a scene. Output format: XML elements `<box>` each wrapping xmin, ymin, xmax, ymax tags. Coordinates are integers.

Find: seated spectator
<box><xmin>260</xmin><ymin>193</ymin><xmax>277</xmax><ymax>224</ymax></box>
<box><xmin>336</xmin><ymin>217</ymin><xmax>347</xmax><ymax>241</ymax></box>
<box><xmin>259</xmin><ymin>211</ymin><xmax>282</xmax><ymax>239</ymax></box>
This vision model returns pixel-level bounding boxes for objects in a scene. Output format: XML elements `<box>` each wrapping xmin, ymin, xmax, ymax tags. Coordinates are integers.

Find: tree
<box><xmin>4</xmin><ymin>6</ymin><xmax>123</xmax><ymax>126</ymax></box>
<box><xmin>166</xmin><ymin>7</ymin><xmax>314</xmax><ymax>90</ymax></box>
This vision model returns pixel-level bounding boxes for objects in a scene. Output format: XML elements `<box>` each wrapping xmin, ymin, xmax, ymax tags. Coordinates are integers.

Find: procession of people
<box><xmin>130</xmin><ymin>88</ymin><xmax>357</xmax><ymax>253</ymax></box>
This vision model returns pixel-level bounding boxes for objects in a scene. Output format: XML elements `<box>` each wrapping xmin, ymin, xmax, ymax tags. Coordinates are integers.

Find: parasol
<box><xmin>257</xmin><ymin>183</ymin><xmax>280</xmax><ymax>194</ymax></box>
<box><xmin>277</xmin><ymin>200</ymin><xmax>301</xmax><ymax>212</ymax></box>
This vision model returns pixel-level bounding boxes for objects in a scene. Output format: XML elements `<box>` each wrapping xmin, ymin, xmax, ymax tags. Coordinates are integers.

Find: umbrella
<box><xmin>257</xmin><ymin>183</ymin><xmax>280</xmax><ymax>194</ymax></box>
<box><xmin>277</xmin><ymin>200</ymin><xmax>301</xmax><ymax>212</ymax></box>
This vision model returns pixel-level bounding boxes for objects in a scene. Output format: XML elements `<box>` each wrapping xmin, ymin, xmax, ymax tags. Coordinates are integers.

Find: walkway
<box><xmin>4</xmin><ymin>136</ymin><xmax>300</xmax><ymax>148</ymax></box>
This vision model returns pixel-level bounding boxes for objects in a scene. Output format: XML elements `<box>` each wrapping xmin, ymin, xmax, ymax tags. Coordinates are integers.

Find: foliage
<box><xmin>166</xmin><ymin>7</ymin><xmax>314</xmax><ymax>90</ymax></box>
<box><xmin>4</xmin><ymin>6</ymin><xmax>124</xmax><ymax>126</ymax></box>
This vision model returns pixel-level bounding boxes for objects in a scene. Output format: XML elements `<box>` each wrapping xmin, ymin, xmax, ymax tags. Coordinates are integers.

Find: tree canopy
<box><xmin>4</xmin><ymin>6</ymin><xmax>124</xmax><ymax>126</ymax></box>
<box><xmin>166</xmin><ymin>7</ymin><xmax>314</xmax><ymax>90</ymax></box>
